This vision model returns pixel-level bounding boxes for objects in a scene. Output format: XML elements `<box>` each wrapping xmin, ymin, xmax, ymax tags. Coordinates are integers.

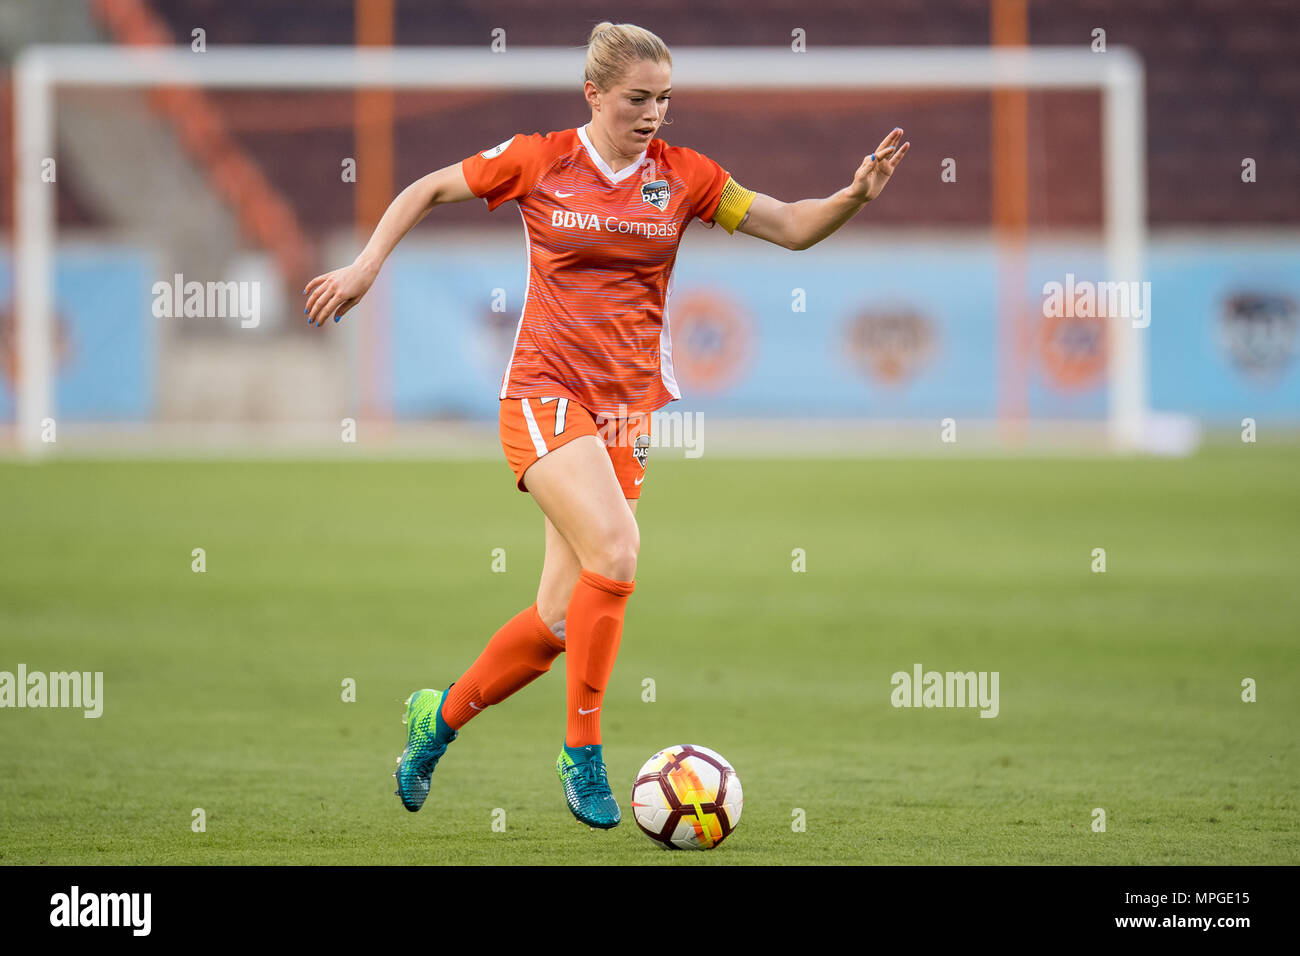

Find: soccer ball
<box><xmin>630</xmin><ymin>744</ymin><xmax>742</xmax><ymax>850</ymax></box>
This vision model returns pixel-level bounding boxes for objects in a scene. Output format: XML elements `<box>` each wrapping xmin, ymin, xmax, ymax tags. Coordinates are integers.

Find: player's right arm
<box><xmin>304</xmin><ymin>162</ymin><xmax>476</xmax><ymax>326</ymax></box>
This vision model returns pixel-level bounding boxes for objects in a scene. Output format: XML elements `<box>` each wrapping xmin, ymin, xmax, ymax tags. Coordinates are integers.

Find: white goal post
<box><xmin>13</xmin><ymin>44</ymin><xmax>1146</xmax><ymax>456</ymax></box>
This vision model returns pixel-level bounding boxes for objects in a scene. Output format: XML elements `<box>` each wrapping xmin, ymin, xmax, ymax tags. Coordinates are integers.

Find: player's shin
<box><xmin>564</xmin><ymin>569</ymin><xmax>636</xmax><ymax>747</ymax></box>
<box><xmin>441</xmin><ymin>603</ymin><xmax>565</xmax><ymax>730</ymax></box>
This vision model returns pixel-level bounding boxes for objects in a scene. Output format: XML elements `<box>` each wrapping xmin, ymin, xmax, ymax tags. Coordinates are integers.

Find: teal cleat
<box><xmin>393</xmin><ymin>687</ymin><xmax>457</xmax><ymax>812</ymax></box>
<box><xmin>556</xmin><ymin>743</ymin><xmax>621</xmax><ymax>829</ymax></box>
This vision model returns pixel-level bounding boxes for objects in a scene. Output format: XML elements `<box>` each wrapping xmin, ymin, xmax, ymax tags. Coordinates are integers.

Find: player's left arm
<box><xmin>737</xmin><ymin>127</ymin><xmax>909</xmax><ymax>251</ymax></box>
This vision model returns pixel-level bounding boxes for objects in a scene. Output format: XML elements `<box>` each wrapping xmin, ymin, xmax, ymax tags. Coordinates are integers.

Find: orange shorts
<box><xmin>499</xmin><ymin>396</ymin><xmax>652</xmax><ymax>499</ymax></box>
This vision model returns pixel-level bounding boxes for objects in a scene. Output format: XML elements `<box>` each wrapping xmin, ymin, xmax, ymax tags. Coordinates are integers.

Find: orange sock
<box><xmin>442</xmin><ymin>603</ymin><xmax>565</xmax><ymax>730</ymax></box>
<box><xmin>565</xmin><ymin>569</ymin><xmax>636</xmax><ymax>747</ymax></box>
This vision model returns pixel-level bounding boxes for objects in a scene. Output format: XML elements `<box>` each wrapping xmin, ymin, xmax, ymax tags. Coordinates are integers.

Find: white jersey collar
<box><xmin>578</xmin><ymin>124</ymin><xmax>649</xmax><ymax>184</ymax></box>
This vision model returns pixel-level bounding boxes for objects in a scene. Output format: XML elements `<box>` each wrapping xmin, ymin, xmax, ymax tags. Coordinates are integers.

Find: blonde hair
<box><xmin>583</xmin><ymin>21</ymin><xmax>672</xmax><ymax>93</ymax></box>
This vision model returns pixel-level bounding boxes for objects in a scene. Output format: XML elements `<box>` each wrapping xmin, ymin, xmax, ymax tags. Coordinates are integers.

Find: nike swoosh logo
<box><xmin>634</xmin><ymin>475</ymin><xmax>645</xmax><ymax>485</ymax></box>
<box><xmin>468</xmin><ymin>701</ymin><xmax>485</xmax><ymax>711</ymax></box>
<box><xmin>578</xmin><ymin>706</ymin><xmax>600</xmax><ymax>715</ymax></box>
<box><xmin>556</xmin><ymin>191</ymin><xmax>575</xmax><ymax>197</ymax></box>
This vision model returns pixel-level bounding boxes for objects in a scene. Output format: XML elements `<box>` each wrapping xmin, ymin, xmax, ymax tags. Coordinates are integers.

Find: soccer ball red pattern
<box><xmin>630</xmin><ymin>744</ymin><xmax>742</xmax><ymax>850</ymax></box>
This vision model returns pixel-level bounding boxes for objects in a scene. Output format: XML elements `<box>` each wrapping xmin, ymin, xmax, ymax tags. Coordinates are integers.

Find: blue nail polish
<box><xmin>334</xmin><ymin>315</ymin><xmax>340</xmax><ymax>323</ymax></box>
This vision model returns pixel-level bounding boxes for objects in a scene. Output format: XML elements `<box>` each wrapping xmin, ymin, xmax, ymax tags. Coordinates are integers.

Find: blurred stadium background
<box><xmin>1</xmin><ymin>0</ymin><xmax>1296</xmax><ymax>456</ymax></box>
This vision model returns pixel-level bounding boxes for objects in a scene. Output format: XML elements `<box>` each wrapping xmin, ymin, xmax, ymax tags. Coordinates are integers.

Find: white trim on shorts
<box><xmin>519</xmin><ymin>398</ymin><xmax>549</xmax><ymax>457</ymax></box>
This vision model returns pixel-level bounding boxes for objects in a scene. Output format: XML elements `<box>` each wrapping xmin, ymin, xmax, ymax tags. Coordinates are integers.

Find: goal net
<box><xmin>6</xmin><ymin>44</ymin><xmax>1157</xmax><ymax>458</ymax></box>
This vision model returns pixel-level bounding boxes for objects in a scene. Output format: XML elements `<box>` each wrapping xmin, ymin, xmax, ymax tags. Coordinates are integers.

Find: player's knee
<box><xmin>601</xmin><ymin>549</ymin><xmax>638</xmax><ymax>582</ymax></box>
<box><xmin>586</xmin><ymin>523</ymin><xmax>638</xmax><ymax>581</ymax></box>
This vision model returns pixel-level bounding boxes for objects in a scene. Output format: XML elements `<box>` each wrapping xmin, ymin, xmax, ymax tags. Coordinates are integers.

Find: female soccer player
<box><xmin>303</xmin><ymin>21</ymin><xmax>909</xmax><ymax>830</ymax></box>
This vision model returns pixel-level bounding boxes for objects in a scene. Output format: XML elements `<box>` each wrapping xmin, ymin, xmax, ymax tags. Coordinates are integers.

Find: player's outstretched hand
<box><xmin>303</xmin><ymin>261</ymin><xmax>376</xmax><ymax>327</ymax></box>
<box><xmin>849</xmin><ymin>127</ymin><xmax>911</xmax><ymax>203</ymax></box>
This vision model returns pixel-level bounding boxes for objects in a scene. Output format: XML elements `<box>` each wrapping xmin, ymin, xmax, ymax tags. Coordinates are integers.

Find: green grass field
<box><xmin>1</xmin><ymin>445</ymin><xmax>1297</xmax><ymax>865</ymax></box>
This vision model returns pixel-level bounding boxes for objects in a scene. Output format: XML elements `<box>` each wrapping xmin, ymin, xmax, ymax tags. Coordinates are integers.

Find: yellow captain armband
<box><xmin>712</xmin><ymin>176</ymin><xmax>758</xmax><ymax>234</ymax></box>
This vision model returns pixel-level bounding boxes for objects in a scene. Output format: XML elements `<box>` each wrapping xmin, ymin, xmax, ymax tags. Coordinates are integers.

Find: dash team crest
<box><xmin>641</xmin><ymin>179</ymin><xmax>670</xmax><ymax>211</ymax></box>
<box><xmin>633</xmin><ymin>433</ymin><xmax>651</xmax><ymax>468</ymax></box>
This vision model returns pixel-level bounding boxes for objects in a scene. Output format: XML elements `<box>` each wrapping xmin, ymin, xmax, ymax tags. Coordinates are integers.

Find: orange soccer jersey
<box><xmin>460</xmin><ymin>125</ymin><xmax>756</xmax><ymax>418</ymax></box>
